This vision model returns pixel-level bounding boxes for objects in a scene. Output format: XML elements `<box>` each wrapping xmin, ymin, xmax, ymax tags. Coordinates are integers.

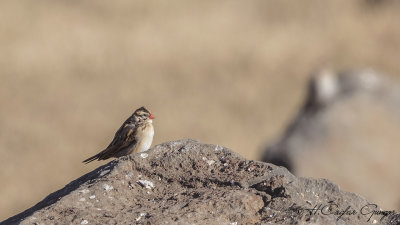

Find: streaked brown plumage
<box><xmin>83</xmin><ymin>107</ymin><xmax>155</xmax><ymax>163</ymax></box>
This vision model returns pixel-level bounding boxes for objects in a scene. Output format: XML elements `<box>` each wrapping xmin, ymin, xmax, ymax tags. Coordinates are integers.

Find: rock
<box><xmin>260</xmin><ymin>69</ymin><xmax>400</xmax><ymax>210</ymax></box>
<box><xmin>2</xmin><ymin>139</ymin><xmax>398</xmax><ymax>225</ymax></box>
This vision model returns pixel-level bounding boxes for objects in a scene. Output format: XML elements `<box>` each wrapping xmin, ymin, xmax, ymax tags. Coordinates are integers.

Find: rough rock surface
<box><xmin>2</xmin><ymin>140</ymin><xmax>399</xmax><ymax>225</ymax></box>
<box><xmin>261</xmin><ymin>69</ymin><xmax>400</xmax><ymax>210</ymax></box>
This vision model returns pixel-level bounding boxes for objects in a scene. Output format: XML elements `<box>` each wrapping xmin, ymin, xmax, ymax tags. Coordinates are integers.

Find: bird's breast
<box><xmin>137</xmin><ymin>123</ymin><xmax>154</xmax><ymax>152</ymax></box>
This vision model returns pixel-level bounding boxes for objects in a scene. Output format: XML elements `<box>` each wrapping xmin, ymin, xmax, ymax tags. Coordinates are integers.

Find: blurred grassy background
<box><xmin>1</xmin><ymin>0</ymin><xmax>400</xmax><ymax>220</ymax></box>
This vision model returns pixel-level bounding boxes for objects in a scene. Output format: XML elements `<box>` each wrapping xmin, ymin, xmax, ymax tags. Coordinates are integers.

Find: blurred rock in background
<box><xmin>261</xmin><ymin>69</ymin><xmax>400</xmax><ymax>210</ymax></box>
<box><xmin>2</xmin><ymin>0</ymin><xmax>400</xmax><ymax>220</ymax></box>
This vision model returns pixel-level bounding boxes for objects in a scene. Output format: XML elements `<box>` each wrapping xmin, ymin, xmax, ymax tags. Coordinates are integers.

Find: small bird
<box><xmin>83</xmin><ymin>107</ymin><xmax>155</xmax><ymax>163</ymax></box>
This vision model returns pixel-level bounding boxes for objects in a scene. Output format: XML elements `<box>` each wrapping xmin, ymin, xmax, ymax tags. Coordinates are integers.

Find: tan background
<box><xmin>1</xmin><ymin>0</ymin><xmax>400</xmax><ymax>220</ymax></box>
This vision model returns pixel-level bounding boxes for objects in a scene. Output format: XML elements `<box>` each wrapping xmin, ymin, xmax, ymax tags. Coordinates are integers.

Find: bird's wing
<box><xmin>97</xmin><ymin>123</ymin><xmax>138</xmax><ymax>160</ymax></box>
<box><xmin>83</xmin><ymin>118</ymin><xmax>140</xmax><ymax>163</ymax></box>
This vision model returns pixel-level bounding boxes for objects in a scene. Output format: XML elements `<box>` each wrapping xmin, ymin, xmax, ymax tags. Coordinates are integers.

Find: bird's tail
<box><xmin>82</xmin><ymin>153</ymin><xmax>101</xmax><ymax>164</ymax></box>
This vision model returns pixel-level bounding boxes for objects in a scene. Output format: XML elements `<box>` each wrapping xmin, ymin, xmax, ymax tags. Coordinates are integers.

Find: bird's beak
<box><xmin>149</xmin><ymin>113</ymin><xmax>155</xmax><ymax>119</ymax></box>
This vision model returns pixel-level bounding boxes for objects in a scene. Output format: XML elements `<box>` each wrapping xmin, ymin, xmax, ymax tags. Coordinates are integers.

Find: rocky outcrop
<box><xmin>261</xmin><ymin>69</ymin><xmax>400</xmax><ymax>210</ymax></box>
<box><xmin>2</xmin><ymin>140</ymin><xmax>399</xmax><ymax>225</ymax></box>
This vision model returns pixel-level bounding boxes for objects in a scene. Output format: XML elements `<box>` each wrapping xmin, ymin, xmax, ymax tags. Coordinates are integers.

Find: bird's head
<box><xmin>134</xmin><ymin>106</ymin><xmax>155</xmax><ymax>122</ymax></box>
